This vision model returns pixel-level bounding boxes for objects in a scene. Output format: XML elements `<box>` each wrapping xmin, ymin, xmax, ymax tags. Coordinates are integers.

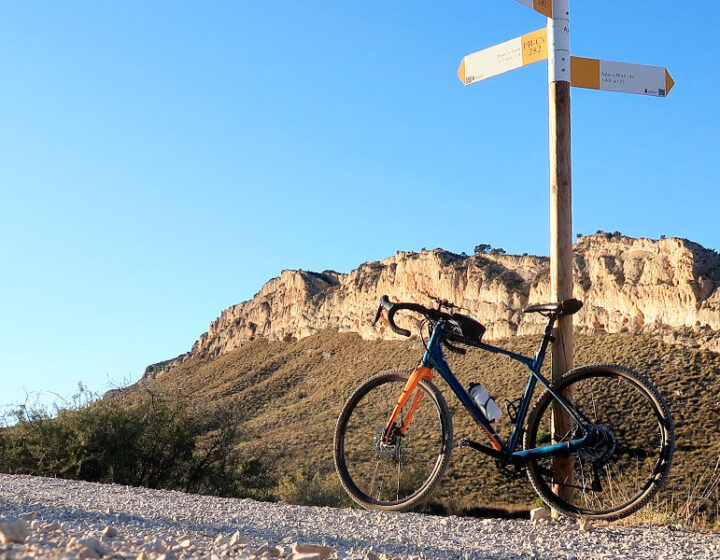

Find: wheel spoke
<box><xmin>335</xmin><ymin>371</ymin><xmax>452</xmax><ymax>508</ymax></box>
<box><xmin>525</xmin><ymin>367</ymin><xmax>673</xmax><ymax>520</ymax></box>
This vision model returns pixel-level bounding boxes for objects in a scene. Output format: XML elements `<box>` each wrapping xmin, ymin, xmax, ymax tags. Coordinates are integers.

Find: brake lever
<box><xmin>370</xmin><ymin>305</ymin><xmax>383</xmax><ymax>327</ymax></box>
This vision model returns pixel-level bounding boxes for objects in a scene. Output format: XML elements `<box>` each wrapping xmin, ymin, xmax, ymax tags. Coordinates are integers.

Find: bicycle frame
<box><xmin>387</xmin><ymin>317</ymin><xmax>590</xmax><ymax>464</ymax></box>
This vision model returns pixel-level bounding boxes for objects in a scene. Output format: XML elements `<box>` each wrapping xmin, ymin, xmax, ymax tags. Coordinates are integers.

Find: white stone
<box><xmin>228</xmin><ymin>530</ymin><xmax>248</xmax><ymax>548</ymax></box>
<box><xmin>79</xmin><ymin>537</ymin><xmax>110</xmax><ymax>557</ymax></box>
<box><xmin>254</xmin><ymin>544</ymin><xmax>281</xmax><ymax>557</ymax></box>
<box><xmin>102</xmin><ymin>525</ymin><xmax>118</xmax><ymax>538</ymax></box>
<box><xmin>79</xmin><ymin>548</ymin><xmax>100</xmax><ymax>559</ymax></box>
<box><xmin>530</xmin><ymin>507</ymin><xmax>550</xmax><ymax>522</ymax></box>
<box><xmin>292</xmin><ymin>543</ymin><xmax>334</xmax><ymax>559</ymax></box>
<box><xmin>0</xmin><ymin>518</ymin><xmax>29</xmax><ymax>544</ymax></box>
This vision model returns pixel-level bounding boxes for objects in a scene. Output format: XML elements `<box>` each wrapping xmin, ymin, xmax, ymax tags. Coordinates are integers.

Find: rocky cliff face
<box><xmin>166</xmin><ymin>234</ymin><xmax>720</xmax><ymax>368</ymax></box>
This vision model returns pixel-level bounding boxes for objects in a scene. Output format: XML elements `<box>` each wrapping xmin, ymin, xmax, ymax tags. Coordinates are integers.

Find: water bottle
<box><xmin>469</xmin><ymin>383</ymin><xmax>503</xmax><ymax>422</ymax></box>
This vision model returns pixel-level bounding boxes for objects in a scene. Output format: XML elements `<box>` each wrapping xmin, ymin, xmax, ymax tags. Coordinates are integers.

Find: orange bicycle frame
<box><xmin>382</xmin><ymin>365</ymin><xmax>434</xmax><ymax>442</ymax></box>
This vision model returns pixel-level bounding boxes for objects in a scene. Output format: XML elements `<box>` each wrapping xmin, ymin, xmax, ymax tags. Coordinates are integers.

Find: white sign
<box><xmin>571</xmin><ymin>56</ymin><xmax>675</xmax><ymax>97</ymax></box>
<box><xmin>514</xmin><ymin>0</ymin><xmax>553</xmax><ymax>18</ymax></box>
<box><xmin>458</xmin><ymin>28</ymin><xmax>547</xmax><ymax>86</ymax></box>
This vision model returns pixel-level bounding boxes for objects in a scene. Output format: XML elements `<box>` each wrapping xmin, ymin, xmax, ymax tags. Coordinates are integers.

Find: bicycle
<box><xmin>333</xmin><ymin>295</ymin><xmax>674</xmax><ymax>520</ymax></box>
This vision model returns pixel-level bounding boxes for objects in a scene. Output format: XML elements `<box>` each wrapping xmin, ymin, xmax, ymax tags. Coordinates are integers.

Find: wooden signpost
<box><xmin>457</xmin><ymin>0</ymin><xmax>673</xmax><ymax>513</ymax></box>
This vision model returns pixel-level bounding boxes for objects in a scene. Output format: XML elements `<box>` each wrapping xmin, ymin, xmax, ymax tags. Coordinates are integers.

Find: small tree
<box><xmin>489</xmin><ymin>248</ymin><xmax>506</xmax><ymax>255</ymax></box>
<box><xmin>474</xmin><ymin>244</ymin><xmax>491</xmax><ymax>255</ymax></box>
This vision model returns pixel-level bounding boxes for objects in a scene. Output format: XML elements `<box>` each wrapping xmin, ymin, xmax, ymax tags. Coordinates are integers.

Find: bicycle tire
<box><xmin>334</xmin><ymin>369</ymin><xmax>453</xmax><ymax>511</ymax></box>
<box><xmin>524</xmin><ymin>364</ymin><xmax>674</xmax><ymax>520</ymax></box>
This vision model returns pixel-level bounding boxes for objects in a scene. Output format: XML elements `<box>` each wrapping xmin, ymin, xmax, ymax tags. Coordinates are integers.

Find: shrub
<box><xmin>275</xmin><ymin>471</ymin><xmax>350</xmax><ymax>507</ymax></box>
<box><xmin>0</xmin><ymin>387</ymin><xmax>254</xmax><ymax>497</ymax></box>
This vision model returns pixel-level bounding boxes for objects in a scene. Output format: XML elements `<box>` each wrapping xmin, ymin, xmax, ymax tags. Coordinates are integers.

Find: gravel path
<box><xmin>0</xmin><ymin>474</ymin><xmax>718</xmax><ymax>560</ymax></box>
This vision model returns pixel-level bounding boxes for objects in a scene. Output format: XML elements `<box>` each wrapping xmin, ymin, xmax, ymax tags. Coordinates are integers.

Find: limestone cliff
<box><xmin>165</xmin><ymin>233</ymin><xmax>720</xmax><ymax>368</ymax></box>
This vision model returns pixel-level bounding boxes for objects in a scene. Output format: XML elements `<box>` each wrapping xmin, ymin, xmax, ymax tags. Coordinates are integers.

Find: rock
<box><xmin>79</xmin><ymin>548</ymin><xmax>100</xmax><ymax>559</ymax></box>
<box><xmin>79</xmin><ymin>537</ymin><xmax>110</xmax><ymax>557</ymax></box>
<box><xmin>292</xmin><ymin>543</ymin><xmax>334</xmax><ymax>559</ymax></box>
<box><xmin>254</xmin><ymin>544</ymin><xmax>281</xmax><ymax>557</ymax></box>
<box><xmin>228</xmin><ymin>530</ymin><xmax>248</xmax><ymax>548</ymax></box>
<box><xmin>155</xmin><ymin>233</ymin><xmax>720</xmax><ymax>371</ymax></box>
<box><xmin>41</xmin><ymin>521</ymin><xmax>62</xmax><ymax>533</ymax></box>
<box><xmin>530</xmin><ymin>507</ymin><xmax>550</xmax><ymax>522</ymax></box>
<box><xmin>102</xmin><ymin>525</ymin><xmax>118</xmax><ymax>538</ymax></box>
<box><xmin>0</xmin><ymin>518</ymin><xmax>29</xmax><ymax>544</ymax></box>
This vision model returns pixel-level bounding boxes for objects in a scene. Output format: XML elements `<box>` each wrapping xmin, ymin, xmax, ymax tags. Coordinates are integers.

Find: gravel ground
<box><xmin>1</xmin><ymin>474</ymin><xmax>719</xmax><ymax>560</ymax></box>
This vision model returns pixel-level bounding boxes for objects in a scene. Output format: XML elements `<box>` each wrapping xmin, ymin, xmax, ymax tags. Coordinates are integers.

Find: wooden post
<box><xmin>548</xmin><ymin>0</ymin><xmax>574</xmax><ymax>515</ymax></box>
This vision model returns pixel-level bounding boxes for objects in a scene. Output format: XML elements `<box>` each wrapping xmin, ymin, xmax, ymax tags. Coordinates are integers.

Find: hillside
<box><xmin>135</xmin><ymin>328</ymin><xmax>720</xmax><ymax>515</ymax></box>
<box><xmin>154</xmin><ymin>233</ymin><xmax>720</xmax><ymax>373</ymax></box>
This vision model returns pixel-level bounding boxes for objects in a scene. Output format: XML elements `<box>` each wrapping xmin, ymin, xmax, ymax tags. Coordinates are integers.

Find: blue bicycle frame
<box><xmin>420</xmin><ymin>318</ymin><xmax>590</xmax><ymax>464</ymax></box>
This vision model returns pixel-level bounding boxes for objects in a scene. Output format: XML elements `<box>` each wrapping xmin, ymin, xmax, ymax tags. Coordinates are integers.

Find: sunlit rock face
<box><xmin>173</xmin><ymin>234</ymin><xmax>720</xmax><ymax>365</ymax></box>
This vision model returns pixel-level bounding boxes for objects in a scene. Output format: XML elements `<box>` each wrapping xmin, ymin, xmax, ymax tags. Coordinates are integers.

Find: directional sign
<box><xmin>571</xmin><ymin>56</ymin><xmax>675</xmax><ymax>97</ymax></box>
<box><xmin>514</xmin><ymin>0</ymin><xmax>553</xmax><ymax>18</ymax></box>
<box><xmin>458</xmin><ymin>38</ymin><xmax>676</xmax><ymax>97</ymax></box>
<box><xmin>457</xmin><ymin>28</ymin><xmax>547</xmax><ymax>86</ymax></box>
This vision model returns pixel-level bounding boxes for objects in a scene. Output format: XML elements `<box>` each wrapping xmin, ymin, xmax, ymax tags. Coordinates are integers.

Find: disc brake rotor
<box><xmin>578</xmin><ymin>424</ymin><xmax>616</xmax><ymax>463</ymax></box>
<box><xmin>373</xmin><ymin>425</ymin><xmax>401</xmax><ymax>458</ymax></box>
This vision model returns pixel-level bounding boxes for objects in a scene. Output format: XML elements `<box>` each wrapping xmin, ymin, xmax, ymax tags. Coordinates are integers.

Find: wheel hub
<box><xmin>373</xmin><ymin>425</ymin><xmax>401</xmax><ymax>457</ymax></box>
<box><xmin>578</xmin><ymin>424</ymin><xmax>616</xmax><ymax>463</ymax></box>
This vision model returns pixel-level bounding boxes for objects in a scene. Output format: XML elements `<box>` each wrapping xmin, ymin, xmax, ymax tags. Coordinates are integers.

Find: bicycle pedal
<box><xmin>456</xmin><ymin>437</ymin><xmax>470</xmax><ymax>448</ymax></box>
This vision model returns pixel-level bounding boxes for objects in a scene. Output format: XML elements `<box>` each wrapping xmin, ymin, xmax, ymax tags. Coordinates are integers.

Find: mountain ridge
<box><xmin>149</xmin><ymin>233</ymin><xmax>720</xmax><ymax>375</ymax></box>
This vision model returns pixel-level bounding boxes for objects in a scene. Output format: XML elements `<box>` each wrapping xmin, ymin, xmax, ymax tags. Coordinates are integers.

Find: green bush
<box><xmin>0</xmin><ymin>387</ymin><xmax>255</xmax><ymax>497</ymax></box>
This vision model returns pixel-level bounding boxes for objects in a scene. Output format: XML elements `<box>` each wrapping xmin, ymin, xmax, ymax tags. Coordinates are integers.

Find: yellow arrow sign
<box><xmin>457</xmin><ymin>28</ymin><xmax>548</xmax><ymax>86</ymax></box>
<box><xmin>458</xmin><ymin>36</ymin><xmax>675</xmax><ymax>97</ymax></box>
<box><xmin>571</xmin><ymin>56</ymin><xmax>675</xmax><ymax>97</ymax></box>
<box><xmin>515</xmin><ymin>0</ymin><xmax>554</xmax><ymax>18</ymax></box>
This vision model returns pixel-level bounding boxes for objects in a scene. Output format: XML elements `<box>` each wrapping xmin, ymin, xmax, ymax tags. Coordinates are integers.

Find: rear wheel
<box><xmin>334</xmin><ymin>370</ymin><xmax>453</xmax><ymax>510</ymax></box>
<box><xmin>524</xmin><ymin>364</ymin><xmax>674</xmax><ymax>520</ymax></box>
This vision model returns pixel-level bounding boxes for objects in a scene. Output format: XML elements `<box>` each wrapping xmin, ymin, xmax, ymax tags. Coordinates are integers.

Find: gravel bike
<box><xmin>333</xmin><ymin>296</ymin><xmax>674</xmax><ymax>520</ymax></box>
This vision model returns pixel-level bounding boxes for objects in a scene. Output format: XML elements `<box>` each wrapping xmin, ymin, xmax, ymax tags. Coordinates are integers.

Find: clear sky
<box><xmin>1</xmin><ymin>1</ymin><xmax>717</xmax><ymax>410</ymax></box>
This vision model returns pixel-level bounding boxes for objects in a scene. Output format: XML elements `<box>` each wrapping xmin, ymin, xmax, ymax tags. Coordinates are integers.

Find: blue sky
<box><xmin>1</xmin><ymin>1</ymin><xmax>717</xmax><ymax>409</ymax></box>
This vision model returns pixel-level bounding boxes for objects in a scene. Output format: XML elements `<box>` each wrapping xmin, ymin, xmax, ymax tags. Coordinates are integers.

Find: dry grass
<box><xmin>127</xmin><ymin>329</ymin><xmax>720</xmax><ymax>522</ymax></box>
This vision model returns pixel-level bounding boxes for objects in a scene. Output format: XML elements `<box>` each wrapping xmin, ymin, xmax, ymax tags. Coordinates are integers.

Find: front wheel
<box><xmin>334</xmin><ymin>370</ymin><xmax>453</xmax><ymax>510</ymax></box>
<box><xmin>524</xmin><ymin>364</ymin><xmax>674</xmax><ymax>520</ymax></box>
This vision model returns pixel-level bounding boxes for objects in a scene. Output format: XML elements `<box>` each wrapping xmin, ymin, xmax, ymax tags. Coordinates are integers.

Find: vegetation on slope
<box><xmin>2</xmin><ymin>329</ymin><xmax>719</xmax><ymax>523</ymax></box>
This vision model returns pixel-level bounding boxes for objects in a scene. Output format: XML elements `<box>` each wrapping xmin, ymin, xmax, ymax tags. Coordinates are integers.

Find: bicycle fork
<box><xmin>382</xmin><ymin>365</ymin><xmax>434</xmax><ymax>443</ymax></box>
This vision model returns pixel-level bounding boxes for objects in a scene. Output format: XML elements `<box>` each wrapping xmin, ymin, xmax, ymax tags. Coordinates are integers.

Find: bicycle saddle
<box><xmin>522</xmin><ymin>298</ymin><xmax>583</xmax><ymax>317</ymax></box>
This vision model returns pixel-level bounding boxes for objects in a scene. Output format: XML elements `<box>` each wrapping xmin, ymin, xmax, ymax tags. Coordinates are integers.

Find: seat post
<box><xmin>535</xmin><ymin>313</ymin><xmax>557</xmax><ymax>368</ymax></box>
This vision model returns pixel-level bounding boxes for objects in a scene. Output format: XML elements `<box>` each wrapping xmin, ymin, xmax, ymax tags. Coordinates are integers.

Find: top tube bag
<box><xmin>444</xmin><ymin>314</ymin><xmax>485</xmax><ymax>345</ymax></box>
